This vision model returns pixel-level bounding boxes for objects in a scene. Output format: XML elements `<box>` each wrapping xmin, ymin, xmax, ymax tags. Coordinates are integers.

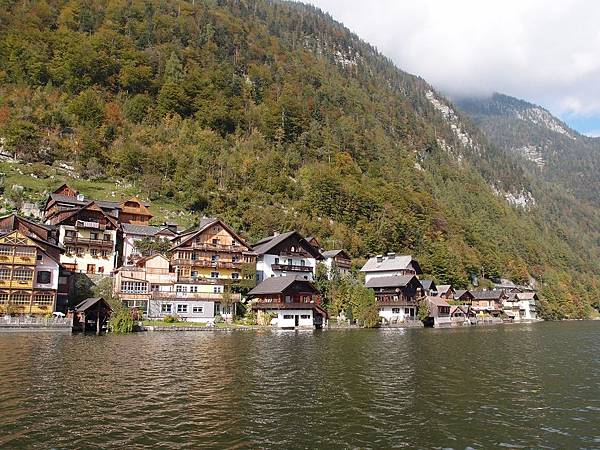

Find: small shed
<box><xmin>72</xmin><ymin>297</ymin><xmax>113</xmax><ymax>334</ymax></box>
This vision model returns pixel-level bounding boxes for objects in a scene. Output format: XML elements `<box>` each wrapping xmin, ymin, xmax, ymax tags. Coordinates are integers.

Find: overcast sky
<box><xmin>305</xmin><ymin>0</ymin><xmax>600</xmax><ymax>136</ymax></box>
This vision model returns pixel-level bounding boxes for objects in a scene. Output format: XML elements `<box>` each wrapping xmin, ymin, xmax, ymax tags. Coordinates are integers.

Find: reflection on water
<box><xmin>1</xmin><ymin>322</ymin><xmax>599</xmax><ymax>449</ymax></box>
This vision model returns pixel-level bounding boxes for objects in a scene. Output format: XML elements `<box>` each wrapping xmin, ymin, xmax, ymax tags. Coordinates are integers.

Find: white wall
<box><xmin>364</xmin><ymin>264</ymin><xmax>415</xmax><ymax>284</ymax></box>
<box><xmin>256</xmin><ymin>254</ymin><xmax>316</xmax><ymax>282</ymax></box>
<box><xmin>59</xmin><ymin>225</ymin><xmax>118</xmax><ymax>274</ymax></box>
<box><xmin>33</xmin><ymin>253</ymin><xmax>60</xmax><ymax>291</ymax></box>
<box><xmin>275</xmin><ymin>309</ymin><xmax>314</xmax><ymax>328</ymax></box>
<box><xmin>378</xmin><ymin>306</ymin><xmax>416</xmax><ymax>322</ymax></box>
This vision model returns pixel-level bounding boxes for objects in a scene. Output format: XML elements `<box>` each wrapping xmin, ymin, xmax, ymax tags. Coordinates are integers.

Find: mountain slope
<box><xmin>454</xmin><ymin>93</ymin><xmax>600</xmax><ymax>206</ymax></box>
<box><xmin>0</xmin><ymin>0</ymin><xmax>598</xmax><ymax>317</ymax></box>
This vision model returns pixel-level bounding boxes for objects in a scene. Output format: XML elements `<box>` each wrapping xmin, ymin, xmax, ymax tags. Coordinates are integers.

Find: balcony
<box><xmin>182</xmin><ymin>242</ymin><xmax>243</xmax><ymax>252</ymax></box>
<box><xmin>75</xmin><ymin>220</ymin><xmax>107</xmax><ymax>230</ymax></box>
<box><xmin>151</xmin><ymin>291</ymin><xmax>241</xmax><ymax>301</ymax></box>
<box><xmin>63</xmin><ymin>236</ymin><xmax>114</xmax><ymax>248</ymax></box>
<box><xmin>176</xmin><ymin>277</ymin><xmax>238</xmax><ymax>285</ymax></box>
<box><xmin>172</xmin><ymin>259</ymin><xmax>243</xmax><ymax>269</ymax></box>
<box><xmin>271</xmin><ymin>264</ymin><xmax>313</xmax><ymax>272</ymax></box>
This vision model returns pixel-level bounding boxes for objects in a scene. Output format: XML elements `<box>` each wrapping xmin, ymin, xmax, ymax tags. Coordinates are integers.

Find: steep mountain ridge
<box><xmin>454</xmin><ymin>93</ymin><xmax>600</xmax><ymax>206</ymax></box>
<box><xmin>0</xmin><ymin>0</ymin><xmax>598</xmax><ymax>317</ymax></box>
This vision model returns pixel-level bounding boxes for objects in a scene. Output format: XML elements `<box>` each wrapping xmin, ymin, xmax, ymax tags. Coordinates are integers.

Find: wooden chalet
<box><xmin>471</xmin><ymin>290</ymin><xmax>508</xmax><ymax>317</ymax></box>
<box><xmin>321</xmin><ymin>249</ymin><xmax>352</xmax><ymax>279</ymax></box>
<box><xmin>420</xmin><ymin>280</ymin><xmax>437</xmax><ymax>296</ymax></box>
<box><xmin>436</xmin><ymin>284</ymin><xmax>455</xmax><ymax>300</ymax></box>
<box><xmin>453</xmin><ymin>289</ymin><xmax>475</xmax><ymax>305</ymax></box>
<box><xmin>253</xmin><ymin>231</ymin><xmax>323</xmax><ymax>282</ymax></box>
<box><xmin>249</xmin><ymin>276</ymin><xmax>326</xmax><ymax>328</ymax></box>
<box><xmin>365</xmin><ymin>275</ymin><xmax>423</xmax><ymax>322</ymax></box>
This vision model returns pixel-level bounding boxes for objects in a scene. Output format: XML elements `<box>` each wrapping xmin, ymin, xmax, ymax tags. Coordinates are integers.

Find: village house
<box><xmin>453</xmin><ymin>289</ymin><xmax>475</xmax><ymax>305</ymax></box>
<box><xmin>420</xmin><ymin>280</ymin><xmax>437</xmax><ymax>296</ymax></box>
<box><xmin>436</xmin><ymin>284</ymin><xmax>455</xmax><ymax>300</ymax></box>
<box><xmin>167</xmin><ymin>218</ymin><xmax>253</xmax><ymax>319</ymax></box>
<box><xmin>471</xmin><ymin>290</ymin><xmax>508</xmax><ymax>318</ymax></box>
<box><xmin>0</xmin><ymin>230</ymin><xmax>61</xmax><ymax>315</ymax></box>
<box><xmin>253</xmin><ymin>231</ymin><xmax>322</xmax><ymax>282</ymax></box>
<box><xmin>425</xmin><ymin>296</ymin><xmax>452</xmax><ymax>327</ymax></box>
<box><xmin>450</xmin><ymin>305</ymin><xmax>476</xmax><ymax>322</ymax></box>
<box><xmin>121</xmin><ymin>223</ymin><xmax>178</xmax><ymax>265</ymax></box>
<box><xmin>359</xmin><ymin>253</ymin><xmax>422</xmax><ymax>284</ymax></box>
<box><xmin>248</xmin><ymin>276</ymin><xmax>326</xmax><ymax>328</ymax></box>
<box><xmin>0</xmin><ymin>213</ymin><xmax>71</xmax><ymax>310</ymax></box>
<box><xmin>43</xmin><ymin>184</ymin><xmax>153</xmax><ymax>225</ymax></box>
<box><xmin>321</xmin><ymin>249</ymin><xmax>352</xmax><ymax>279</ymax></box>
<box><xmin>502</xmin><ymin>292</ymin><xmax>539</xmax><ymax>321</ymax></box>
<box><xmin>364</xmin><ymin>275</ymin><xmax>423</xmax><ymax>323</ymax></box>
<box><xmin>45</xmin><ymin>202</ymin><xmax>120</xmax><ymax>274</ymax></box>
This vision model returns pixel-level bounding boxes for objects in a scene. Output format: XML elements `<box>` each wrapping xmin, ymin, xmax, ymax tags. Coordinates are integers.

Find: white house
<box><xmin>360</xmin><ymin>253</ymin><xmax>422</xmax><ymax>284</ymax></box>
<box><xmin>253</xmin><ymin>231</ymin><xmax>322</xmax><ymax>282</ymax></box>
<box><xmin>321</xmin><ymin>249</ymin><xmax>352</xmax><ymax>279</ymax></box>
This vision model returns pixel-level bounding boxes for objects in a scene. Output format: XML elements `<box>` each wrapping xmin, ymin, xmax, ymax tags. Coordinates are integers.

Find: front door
<box><xmin>87</xmin><ymin>264</ymin><xmax>96</xmax><ymax>274</ymax></box>
<box><xmin>295</xmin><ymin>315</ymin><xmax>299</xmax><ymax>327</ymax></box>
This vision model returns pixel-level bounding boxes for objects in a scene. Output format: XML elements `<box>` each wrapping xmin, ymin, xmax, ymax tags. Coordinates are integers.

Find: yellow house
<box><xmin>0</xmin><ymin>231</ymin><xmax>61</xmax><ymax>315</ymax></box>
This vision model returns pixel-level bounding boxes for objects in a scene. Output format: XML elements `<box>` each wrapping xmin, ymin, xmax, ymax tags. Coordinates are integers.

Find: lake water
<box><xmin>1</xmin><ymin>322</ymin><xmax>599</xmax><ymax>449</ymax></box>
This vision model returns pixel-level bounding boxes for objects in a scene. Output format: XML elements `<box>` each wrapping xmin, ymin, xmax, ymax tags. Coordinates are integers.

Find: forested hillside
<box><xmin>0</xmin><ymin>0</ymin><xmax>599</xmax><ymax>317</ymax></box>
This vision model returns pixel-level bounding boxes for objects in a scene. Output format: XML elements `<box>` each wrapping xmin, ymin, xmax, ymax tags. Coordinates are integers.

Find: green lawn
<box><xmin>142</xmin><ymin>320</ymin><xmax>208</xmax><ymax>327</ymax></box>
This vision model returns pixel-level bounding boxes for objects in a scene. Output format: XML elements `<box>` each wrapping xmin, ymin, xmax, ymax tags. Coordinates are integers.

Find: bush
<box><xmin>214</xmin><ymin>314</ymin><xmax>224</xmax><ymax>324</ymax></box>
<box><xmin>108</xmin><ymin>309</ymin><xmax>134</xmax><ymax>333</ymax></box>
<box><xmin>163</xmin><ymin>314</ymin><xmax>179</xmax><ymax>323</ymax></box>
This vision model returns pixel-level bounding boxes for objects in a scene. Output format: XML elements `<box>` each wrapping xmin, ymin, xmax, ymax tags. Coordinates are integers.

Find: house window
<box><xmin>36</xmin><ymin>254</ymin><xmax>43</xmax><ymax>261</ymax></box>
<box><xmin>36</xmin><ymin>271</ymin><xmax>51</xmax><ymax>284</ymax></box>
<box><xmin>190</xmin><ymin>286</ymin><xmax>198</xmax><ymax>293</ymax></box>
<box><xmin>211</xmin><ymin>255</ymin><xmax>219</xmax><ymax>262</ymax></box>
<box><xmin>191</xmin><ymin>271</ymin><xmax>198</xmax><ymax>278</ymax></box>
<box><xmin>176</xmin><ymin>285</ymin><xmax>188</xmax><ymax>293</ymax></box>
<box><xmin>232</xmin><ymin>255</ymin><xmax>240</xmax><ymax>263</ymax></box>
<box><xmin>66</xmin><ymin>246</ymin><xmax>74</xmax><ymax>255</ymax></box>
<box><xmin>90</xmin><ymin>232</ymin><xmax>99</xmax><ymax>240</ymax></box>
<box><xmin>103</xmin><ymin>234</ymin><xmax>111</xmax><ymax>241</ymax></box>
<box><xmin>161</xmin><ymin>303</ymin><xmax>172</xmax><ymax>313</ymax></box>
<box><xmin>300</xmin><ymin>260</ymin><xmax>305</xmax><ymax>266</ymax></box>
<box><xmin>15</xmin><ymin>247</ymin><xmax>35</xmax><ymax>257</ymax></box>
<box><xmin>192</xmin><ymin>306</ymin><xmax>203</xmax><ymax>313</ymax></box>
<box><xmin>120</xmin><ymin>281</ymin><xmax>148</xmax><ymax>294</ymax></box>
<box><xmin>231</xmin><ymin>273</ymin><xmax>240</xmax><ymax>279</ymax></box>
<box><xmin>34</xmin><ymin>293</ymin><xmax>53</xmax><ymax>305</ymax></box>
<box><xmin>274</xmin><ymin>257</ymin><xmax>279</xmax><ymax>265</ymax></box>
<box><xmin>300</xmin><ymin>314</ymin><xmax>311</xmax><ymax>319</ymax></box>
<box><xmin>213</xmin><ymin>286</ymin><xmax>222</xmax><ymax>293</ymax></box>
<box><xmin>210</xmin><ymin>272</ymin><xmax>219</xmax><ymax>278</ymax></box>
<box><xmin>0</xmin><ymin>268</ymin><xmax>11</xmax><ymax>280</ymax></box>
<box><xmin>177</xmin><ymin>304</ymin><xmax>188</xmax><ymax>313</ymax></box>
<box><xmin>75</xmin><ymin>247</ymin><xmax>83</xmax><ymax>256</ymax></box>
<box><xmin>404</xmin><ymin>308</ymin><xmax>411</xmax><ymax>314</ymax></box>
<box><xmin>283</xmin><ymin>315</ymin><xmax>294</xmax><ymax>319</ymax></box>
<box><xmin>91</xmin><ymin>249</ymin><xmax>98</xmax><ymax>257</ymax></box>
<box><xmin>0</xmin><ymin>293</ymin><xmax>8</xmax><ymax>303</ymax></box>
<box><xmin>0</xmin><ymin>246</ymin><xmax>11</xmax><ymax>256</ymax></box>
<box><xmin>212</xmin><ymin>238</ymin><xmax>219</xmax><ymax>245</ymax></box>
<box><xmin>392</xmin><ymin>308</ymin><xmax>401</xmax><ymax>314</ymax></box>
<box><xmin>101</xmin><ymin>250</ymin><xmax>108</xmax><ymax>258</ymax></box>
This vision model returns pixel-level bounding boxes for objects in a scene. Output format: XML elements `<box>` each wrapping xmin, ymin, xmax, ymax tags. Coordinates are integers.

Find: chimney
<box><xmin>387</xmin><ymin>252</ymin><xmax>396</xmax><ymax>259</ymax></box>
<box><xmin>273</xmin><ymin>231</ymin><xmax>280</xmax><ymax>237</ymax></box>
<box><xmin>76</xmin><ymin>194</ymin><xmax>85</xmax><ymax>202</ymax></box>
<box><xmin>163</xmin><ymin>222</ymin><xmax>178</xmax><ymax>233</ymax></box>
<box><xmin>376</xmin><ymin>254</ymin><xmax>383</xmax><ymax>263</ymax></box>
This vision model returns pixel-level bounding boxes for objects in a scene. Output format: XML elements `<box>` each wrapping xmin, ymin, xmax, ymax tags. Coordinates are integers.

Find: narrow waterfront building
<box><xmin>321</xmin><ymin>249</ymin><xmax>352</xmax><ymax>279</ymax></box>
<box><xmin>364</xmin><ymin>275</ymin><xmax>423</xmax><ymax>324</ymax></box>
<box><xmin>0</xmin><ymin>230</ymin><xmax>61</xmax><ymax>315</ymax></box>
<box><xmin>248</xmin><ymin>276</ymin><xmax>326</xmax><ymax>328</ymax></box>
<box><xmin>121</xmin><ymin>223</ymin><xmax>178</xmax><ymax>265</ymax></box>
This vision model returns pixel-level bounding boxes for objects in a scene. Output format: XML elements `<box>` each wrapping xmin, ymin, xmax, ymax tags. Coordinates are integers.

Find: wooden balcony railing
<box><xmin>271</xmin><ymin>264</ymin><xmax>313</xmax><ymax>272</ymax></box>
<box><xmin>63</xmin><ymin>236</ymin><xmax>113</xmax><ymax>247</ymax></box>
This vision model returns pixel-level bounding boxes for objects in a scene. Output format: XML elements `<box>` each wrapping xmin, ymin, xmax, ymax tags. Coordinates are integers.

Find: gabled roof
<box><xmin>472</xmin><ymin>290</ymin><xmax>506</xmax><ymax>300</ymax></box>
<box><xmin>450</xmin><ymin>305</ymin><xmax>472</xmax><ymax>315</ymax></box>
<box><xmin>170</xmin><ymin>218</ymin><xmax>250</xmax><ymax>251</ymax></box>
<box><xmin>360</xmin><ymin>255</ymin><xmax>422</xmax><ymax>274</ymax></box>
<box><xmin>53</xmin><ymin>201</ymin><xmax>119</xmax><ymax>228</ymax></box>
<box><xmin>252</xmin><ymin>231</ymin><xmax>322</xmax><ymax>259</ymax></box>
<box><xmin>436</xmin><ymin>284</ymin><xmax>453</xmax><ymax>295</ymax></box>
<box><xmin>122</xmin><ymin>223</ymin><xmax>177</xmax><ymax>237</ymax></box>
<box><xmin>321</xmin><ymin>249</ymin><xmax>350</xmax><ymax>260</ymax></box>
<box><xmin>454</xmin><ymin>289</ymin><xmax>474</xmax><ymax>300</ymax></box>
<box><xmin>248</xmin><ymin>276</ymin><xmax>318</xmax><ymax>296</ymax></box>
<box><xmin>364</xmin><ymin>275</ymin><xmax>420</xmax><ymax>289</ymax></box>
<box><xmin>428</xmin><ymin>296</ymin><xmax>450</xmax><ymax>307</ymax></box>
<box><xmin>74</xmin><ymin>297</ymin><xmax>113</xmax><ymax>312</ymax></box>
<box><xmin>420</xmin><ymin>280</ymin><xmax>436</xmax><ymax>290</ymax></box>
<box><xmin>0</xmin><ymin>230</ymin><xmax>61</xmax><ymax>264</ymax></box>
<box><xmin>516</xmin><ymin>292</ymin><xmax>538</xmax><ymax>300</ymax></box>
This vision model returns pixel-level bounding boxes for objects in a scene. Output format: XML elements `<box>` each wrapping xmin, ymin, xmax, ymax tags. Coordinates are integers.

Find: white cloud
<box><xmin>304</xmin><ymin>0</ymin><xmax>600</xmax><ymax>120</ymax></box>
